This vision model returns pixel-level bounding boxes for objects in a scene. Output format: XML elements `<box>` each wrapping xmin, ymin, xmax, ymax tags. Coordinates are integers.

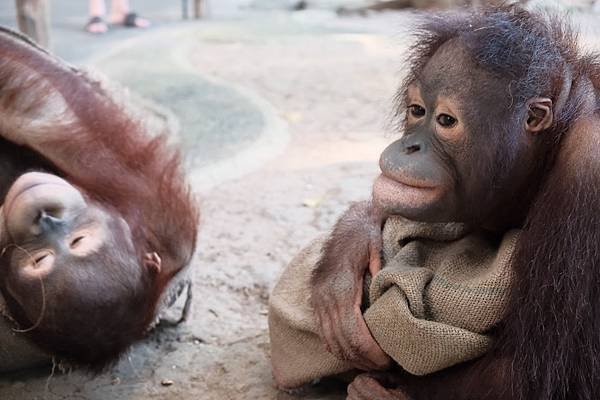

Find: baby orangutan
<box><xmin>0</xmin><ymin>27</ymin><xmax>198</xmax><ymax>371</ymax></box>
<box><xmin>270</xmin><ymin>5</ymin><xmax>600</xmax><ymax>400</ymax></box>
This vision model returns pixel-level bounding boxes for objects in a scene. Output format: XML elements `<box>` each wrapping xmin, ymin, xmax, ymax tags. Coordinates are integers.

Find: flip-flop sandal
<box><xmin>85</xmin><ymin>16</ymin><xmax>108</xmax><ymax>34</ymax></box>
<box><xmin>122</xmin><ymin>12</ymin><xmax>147</xmax><ymax>28</ymax></box>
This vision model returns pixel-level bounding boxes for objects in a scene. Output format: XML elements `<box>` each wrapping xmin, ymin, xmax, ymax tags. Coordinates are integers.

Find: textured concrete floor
<box><xmin>0</xmin><ymin>1</ymin><xmax>599</xmax><ymax>399</ymax></box>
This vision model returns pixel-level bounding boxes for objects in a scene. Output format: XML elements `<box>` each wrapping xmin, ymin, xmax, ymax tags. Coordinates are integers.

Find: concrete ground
<box><xmin>0</xmin><ymin>1</ymin><xmax>599</xmax><ymax>399</ymax></box>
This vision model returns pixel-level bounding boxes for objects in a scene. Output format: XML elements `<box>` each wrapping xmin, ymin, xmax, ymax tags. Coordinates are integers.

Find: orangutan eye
<box><xmin>409</xmin><ymin>105</ymin><xmax>426</xmax><ymax>118</ymax></box>
<box><xmin>70</xmin><ymin>236</ymin><xmax>85</xmax><ymax>248</ymax></box>
<box><xmin>24</xmin><ymin>251</ymin><xmax>54</xmax><ymax>271</ymax></box>
<box><xmin>437</xmin><ymin>114</ymin><xmax>457</xmax><ymax>127</ymax></box>
<box><xmin>34</xmin><ymin>254</ymin><xmax>48</xmax><ymax>264</ymax></box>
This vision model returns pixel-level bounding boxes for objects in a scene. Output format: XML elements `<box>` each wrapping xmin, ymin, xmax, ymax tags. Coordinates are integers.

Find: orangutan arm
<box><xmin>347</xmin><ymin>351</ymin><xmax>514</xmax><ymax>400</ymax></box>
<box><xmin>0</xmin><ymin>30</ymin><xmax>162</xmax><ymax>185</ymax></box>
<box><xmin>310</xmin><ymin>200</ymin><xmax>392</xmax><ymax>371</ymax></box>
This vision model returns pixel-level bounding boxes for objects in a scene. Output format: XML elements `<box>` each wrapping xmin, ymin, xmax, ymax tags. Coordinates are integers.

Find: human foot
<box><xmin>110</xmin><ymin>12</ymin><xmax>150</xmax><ymax>28</ymax></box>
<box><xmin>85</xmin><ymin>16</ymin><xmax>108</xmax><ymax>34</ymax></box>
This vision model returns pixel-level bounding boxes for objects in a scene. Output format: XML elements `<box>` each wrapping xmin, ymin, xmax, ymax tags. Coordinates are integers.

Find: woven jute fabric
<box><xmin>269</xmin><ymin>216</ymin><xmax>519</xmax><ymax>389</ymax></box>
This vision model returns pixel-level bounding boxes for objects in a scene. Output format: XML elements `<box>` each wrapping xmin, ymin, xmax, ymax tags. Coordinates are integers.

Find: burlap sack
<box><xmin>269</xmin><ymin>216</ymin><xmax>519</xmax><ymax>389</ymax></box>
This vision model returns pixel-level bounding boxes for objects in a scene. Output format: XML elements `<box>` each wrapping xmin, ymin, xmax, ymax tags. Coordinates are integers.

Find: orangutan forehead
<box><xmin>406</xmin><ymin>79</ymin><xmax>467</xmax><ymax>113</ymax></box>
<box><xmin>412</xmin><ymin>39</ymin><xmax>510</xmax><ymax>105</ymax></box>
<box><xmin>418</xmin><ymin>40</ymin><xmax>477</xmax><ymax>96</ymax></box>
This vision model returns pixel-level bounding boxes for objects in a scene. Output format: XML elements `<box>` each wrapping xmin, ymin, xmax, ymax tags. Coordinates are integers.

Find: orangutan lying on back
<box><xmin>0</xmin><ymin>27</ymin><xmax>198</xmax><ymax>372</ymax></box>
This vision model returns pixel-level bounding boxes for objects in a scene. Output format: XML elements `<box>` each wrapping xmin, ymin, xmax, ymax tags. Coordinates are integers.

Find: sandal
<box><xmin>85</xmin><ymin>16</ymin><xmax>108</xmax><ymax>34</ymax></box>
<box><xmin>121</xmin><ymin>12</ymin><xmax>150</xmax><ymax>28</ymax></box>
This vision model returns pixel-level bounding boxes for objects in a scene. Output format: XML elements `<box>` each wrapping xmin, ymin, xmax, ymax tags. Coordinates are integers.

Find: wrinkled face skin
<box><xmin>0</xmin><ymin>172</ymin><xmax>136</xmax><ymax>319</ymax></box>
<box><xmin>373</xmin><ymin>41</ymin><xmax>549</xmax><ymax>225</ymax></box>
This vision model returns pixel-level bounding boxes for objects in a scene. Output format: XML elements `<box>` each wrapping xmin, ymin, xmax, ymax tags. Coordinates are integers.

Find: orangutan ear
<box><xmin>525</xmin><ymin>97</ymin><xmax>553</xmax><ymax>133</ymax></box>
<box><xmin>144</xmin><ymin>252</ymin><xmax>162</xmax><ymax>274</ymax></box>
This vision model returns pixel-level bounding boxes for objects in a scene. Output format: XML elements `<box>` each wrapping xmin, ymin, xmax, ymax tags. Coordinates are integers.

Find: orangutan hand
<box><xmin>310</xmin><ymin>201</ymin><xmax>392</xmax><ymax>371</ymax></box>
<box><xmin>347</xmin><ymin>373</ymin><xmax>411</xmax><ymax>400</ymax></box>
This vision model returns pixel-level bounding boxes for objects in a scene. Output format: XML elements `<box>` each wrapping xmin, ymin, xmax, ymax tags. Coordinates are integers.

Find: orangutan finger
<box><xmin>334</xmin><ymin>308</ymin><xmax>381</xmax><ymax>370</ymax></box>
<box><xmin>327</xmin><ymin>306</ymin><xmax>376</xmax><ymax>370</ymax></box>
<box><xmin>324</xmin><ymin>305</ymin><xmax>365</xmax><ymax>369</ymax></box>
<box><xmin>348</xmin><ymin>374</ymin><xmax>401</xmax><ymax>400</ymax></box>
<box><xmin>368</xmin><ymin>241</ymin><xmax>382</xmax><ymax>276</ymax></box>
<box><xmin>354</xmin><ymin>311</ymin><xmax>392</xmax><ymax>369</ymax></box>
<box><xmin>315</xmin><ymin>311</ymin><xmax>330</xmax><ymax>353</ymax></box>
<box><xmin>319</xmin><ymin>308</ymin><xmax>341</xmax><ymax>358</ymax></box>
<box><xmin>347</xmin><ymin>382</ymin><xmax>368</xmax><ymax>400</ymax></box>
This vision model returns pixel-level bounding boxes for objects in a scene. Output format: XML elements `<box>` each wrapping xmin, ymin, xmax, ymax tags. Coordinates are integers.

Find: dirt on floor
<box><xmin>0</xmin><ymin>10</ymin><xmax>411</xmax><ymax>400</ymax></box>
<box><xmin>1</xmin><ymin>6</ymin><xmax>599</xmax><ymax>400</ymax></box>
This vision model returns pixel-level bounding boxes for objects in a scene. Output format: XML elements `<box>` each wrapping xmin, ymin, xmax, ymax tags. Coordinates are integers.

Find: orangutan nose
<box><xmin>400</xmin><ymin>135</ymin><xmax>423</xmax><ymax>155</ymax></box>
<box><xmin>37</xmin><ymin>210</ymin><xmax>64</xmax><ymax>233</ymax></box>
<box><xmin>404</xmin><ymin>143</ymin><xmax>421</xmax><ymax>154</ymax></box>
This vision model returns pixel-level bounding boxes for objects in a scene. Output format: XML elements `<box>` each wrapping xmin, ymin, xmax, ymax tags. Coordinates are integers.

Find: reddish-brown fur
<box><xmin>318</xmin><ymin>6</ymin><xmax>600</xmax><ymax>400</ymax></box>
<box><xmin>0</xmin><ymin>28</ymin><xmax>199</xmax><ymax>369</ymax></box>
<box><xmin>393</xmin><ymin>7</ymin><xmax>600</xmax><ymax>400</ymax></box>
